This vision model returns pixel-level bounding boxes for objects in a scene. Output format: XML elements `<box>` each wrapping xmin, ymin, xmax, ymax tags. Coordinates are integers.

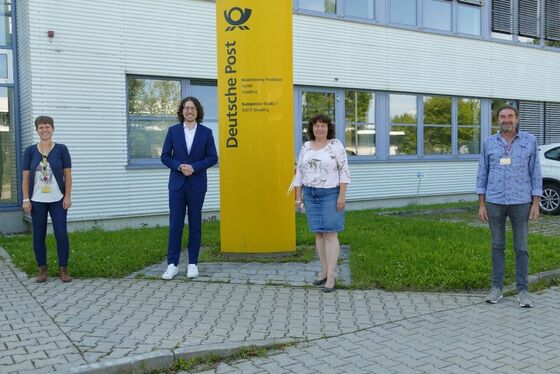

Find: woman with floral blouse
<box><xmin>293</xmin><ymin>114</ymin><xmax>351</xmax><ymax>292</ymax></box>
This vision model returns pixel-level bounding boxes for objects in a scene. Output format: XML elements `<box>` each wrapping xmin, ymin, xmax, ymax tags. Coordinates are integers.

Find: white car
<box><xmin>539</xmin><ymin>143</ymin><xmax>560</xmax><ymax>215</ymax></box>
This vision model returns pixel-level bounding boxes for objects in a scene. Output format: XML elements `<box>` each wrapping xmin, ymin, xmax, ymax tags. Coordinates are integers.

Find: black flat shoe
<box><xmin>323</xmin><ymin>286</ymin><xmax>335</xmax><ymax>293</ymax></box>
<box><xmin>312</xmin><ymin>277</ymin><xmax>327</xmax><ymax>286</ymax></box>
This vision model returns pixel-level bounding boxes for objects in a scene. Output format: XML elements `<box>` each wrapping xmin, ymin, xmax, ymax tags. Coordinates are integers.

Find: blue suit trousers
<box><xmin>167</xmin><ymin>181</ymin><xmax>205</xmax><ymax>266</ymax></box>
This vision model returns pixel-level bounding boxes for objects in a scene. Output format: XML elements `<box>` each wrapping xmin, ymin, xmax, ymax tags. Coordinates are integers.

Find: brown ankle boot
<box><xmin>36</xmin><ymin>266</ymin><xmax>48</xmax><ymax>283</ymax></box>
<box><xmin>59</xmin><ymin>266</ymin><xmax>72</xmax><ymax>283</ymax></box>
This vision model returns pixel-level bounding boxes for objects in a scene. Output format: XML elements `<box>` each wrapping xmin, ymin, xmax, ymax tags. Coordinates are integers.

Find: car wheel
<box><xmin>540</xmin><ymin>183</ymin><xmax>560</xmax><ymax>215</ymax></box>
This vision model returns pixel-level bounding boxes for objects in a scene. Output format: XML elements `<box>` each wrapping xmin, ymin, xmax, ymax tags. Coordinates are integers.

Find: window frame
<box><xmin>294</xmin><ymin>87</ymin><xmax>486</xmax><ymax>162</ymax></box>
<box><xmin>293</xmin><ymin>0</ymin><xmax>484</xmax><ymax>37</ymax></box>
<box><xmin>490</xmin><ymin>0</ymin><xmax>560</xmax><ymax>48</ymax></box>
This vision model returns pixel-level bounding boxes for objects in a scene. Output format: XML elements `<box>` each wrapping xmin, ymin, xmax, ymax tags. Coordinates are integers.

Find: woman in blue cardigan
<box><xmin>22</xmin><ymin>116</ymin><xmax>73</xmax><ymax>283</ymax></box>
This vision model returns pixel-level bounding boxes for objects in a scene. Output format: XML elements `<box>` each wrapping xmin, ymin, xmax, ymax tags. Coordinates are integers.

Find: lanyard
<box><xmin>37</xmin><ymin>143</ymin><xmax>54</xmax><ymax>182</ymax></box>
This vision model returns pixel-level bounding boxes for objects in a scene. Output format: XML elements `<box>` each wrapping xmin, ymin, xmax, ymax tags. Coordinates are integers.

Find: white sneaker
<box><xmin>187</xmin><ymin>264</ymin><xmax>199</xmax><ymax>278</ymax></box>
<box><xmin>161</xmin><ymin>264</ymin><xmax>179</xmax><ymax>280</ymax></box>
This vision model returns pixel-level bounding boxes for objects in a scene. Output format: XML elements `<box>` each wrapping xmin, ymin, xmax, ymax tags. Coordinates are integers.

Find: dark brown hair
<box><xmin>177</xmin><ymin>97</ymin><xmax>204</xmax><ymax>123</ymax></box>
<box><xmin>34</xmin><ymin>116</ymin><xmax>54</xmax><ymax>130</ymax></box>
<box><xmin>306</xmin><ymin>114</ymin><xmax>335</xmax><ymax>141</ymax></box>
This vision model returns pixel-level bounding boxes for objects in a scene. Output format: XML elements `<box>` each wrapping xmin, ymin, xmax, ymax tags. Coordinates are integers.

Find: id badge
<box><xmin>500</xmin><ymin>157</ymin><xmax>511</xmax><ymax>166</ymax></box>
<box><xmin>41</xmin><ymin>185</ymin><xmax>51</xmax><ymax>193</ymax></box>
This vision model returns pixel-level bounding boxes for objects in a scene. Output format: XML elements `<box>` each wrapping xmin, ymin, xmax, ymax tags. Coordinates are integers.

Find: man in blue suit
<box><xmin>161</xmin><ymin>97</ymin><xmax>218</xmax><ymax>280</ymax></box>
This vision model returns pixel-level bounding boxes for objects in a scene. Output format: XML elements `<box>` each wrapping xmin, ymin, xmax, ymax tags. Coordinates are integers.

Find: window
<box><xmin>0</xmin><ymin>86</ymin><xmax>15</xmax><ymax>203</ymax></box>
<box><xmin>0</xmin><ymin>1</ymin><xmax>11</xmax><ymax>47</ymax></box>
<box><xmin>344</xmin><ymin>0</ymin><xmax>375</xmax><ymax>20</ymax></box>
<box><xmin>423</xmin><ymin>96</ymin><xmax>452</xmax><ymax>155</ymax></box>
<box><xmin>390</xmin><ymin>0</ymin><xmax>417</xmax><ymax>25</ymax></box>
<box><xmin>457</xmin><ymin>4</ymin><xmax>481</xmax><ymax>35</ymax></box>
<box><xmin>390</xmin><ymin>94</ymin><xmax>417</xmax><ymax>155</ymax></box>
<box><xmin>492</xmin><ymin>0</ymin><xmax>559</xmax><ymax>46</ymax></box>
<box><xmin>423</xmin><ymin>0</ymin><xmax>452</xmax><ymax>31</ymax></box>
<box><xmin>345</xmin><ymin>91</ymin><xmax>375</xmax><ymax>155</ymax></box>
<box><xmin>294</xmin><ymin>0</ymin><xmax>483</xmax><ymax>36</ymax></box>
<box><xmin>296</xmin><ymin>87</ymin><xmax>490</xmax><ymax>160</ymax></box>
<box><xmin>127</xmin><ymin>77</ymin><xmax>218</xmax><ymax>165</ymax></box>
<box><xmin>457</xmin><ymin>98</ymin><xmax>481</xmax><ymax>155</ymax></box>
<box><xmin>545</xmin><ymin>0</ymin><xmax>560</xmax><ymax>42</ymax></box>
<box><xmin>298</xmin><ymin>0</ymin><xmax>336</xmax><ymax>13</ymax></box>
<box><xmin>545</xmin><ymin>147</ymin><xmax>560</xmax><ymax>161</ymax></box>
<box><xmin>545</xmin><ymin>103</ymin><xmax>560</xmax><ymax>143</ymax></box>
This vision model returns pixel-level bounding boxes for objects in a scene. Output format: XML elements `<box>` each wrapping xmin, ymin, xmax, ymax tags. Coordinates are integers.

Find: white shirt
<box><xmin>184</xmin><ymin>122</ymin><xmax>197</xmax><ymax>153</ymax></box>
<box><xmin>293</xmin><ymin>139</ymin><xmax>351</xmax><ymax>188</ymax></box>
<box><xmin>31</xmin><ymin>160</ymin><xmax>64</xmax><ymax>203</ymax></box>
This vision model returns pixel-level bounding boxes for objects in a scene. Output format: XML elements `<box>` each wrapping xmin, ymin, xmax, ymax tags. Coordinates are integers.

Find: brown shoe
<box><xmin>59</xmin><ymin>266</ymin><xmax>72</xmax><ymax>283</ymax></box>
<box><xmin>36</xmin><ymin>266</ymin><xmax>48</xmax><ymax>283</ymax></box>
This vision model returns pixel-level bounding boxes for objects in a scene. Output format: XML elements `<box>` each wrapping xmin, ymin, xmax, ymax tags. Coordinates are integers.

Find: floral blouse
<box><xmin>293</xmin><ymin>139</ymin><xmax>351</xmax><ymax>188</ymax></box>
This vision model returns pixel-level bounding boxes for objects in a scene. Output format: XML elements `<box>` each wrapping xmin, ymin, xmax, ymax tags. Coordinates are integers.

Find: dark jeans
<box><xmin>31</xmin><ymin>199</ymin><xmax>69</xmax><ymax>267</ymax></box>
<box><xmin>486</xmin><ymin>202</ymin><xmax>531</xmax><ymax>292</ymax></box>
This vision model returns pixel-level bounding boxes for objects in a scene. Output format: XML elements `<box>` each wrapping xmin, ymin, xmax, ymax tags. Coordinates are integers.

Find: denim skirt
<box><xmin>303</xmin><ymin>186</ymin><xmax>345</xmax><ymax>233</ymax></box>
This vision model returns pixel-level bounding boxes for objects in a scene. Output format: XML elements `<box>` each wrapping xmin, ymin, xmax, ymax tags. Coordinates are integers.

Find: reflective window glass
<box><xmin>191</xmin><ymin>84</ymin><xmax>219</xmax><ymax>151</ymax></box>
<box><xmin>191</xmin><ymin>84</ymin><xmax>218</xmax><ymax>120</ymax></box>
<box><xmin>344</xmin><ymin>0</ymin><xmax>375</xmax><ymax>19</ymax></box>
<box><xmin>423</xmin><ymin>0</ymin><xmax>451</xmax><ymax>31</ymax></box>
<box><xmin>0</xmin><ymin>86</ymin><xmax>15</xmax><ymax>202</ymax></box>
<box><xmin>129</xmin><ymin>117</ymin><xmax>177</xmax><ymax>159</ymax></box>
<box><xmin>390</xmin><ymin>94</ymin><xmax>417</xmax><ymax>124</ymax></box>
<box><xmin>345</xmin><ymin>91</ymin><xmax>375</xmax><ymax>156</ymax></box>
<box><xmin>390</xmin><ymin>0</ymin><xmax>416</xmax><ymax>25</ymax></box>
<box><xmin>458</xmin><ymin>4</ymin><xmax>481</xmax><ymax>35</ymax></box>
<box><xmin>423</xmin><ymin>96</ymin><xmax>451</xmax><ymax>155</ymax></box>
<box><xmin>458</xmin><ymin>98</ymin><xmax>481</xmax><ymax>155</ymax></box>
<box><xmin>390</xmin><ymin>94</ymin><xmax>417</xmax><ymax>155</ymax></box>
<box><xmin>0</xmin><ymin>54</ymin><xmax>6</xmax><ymax>79</ymax></box>
<box><xmin>128</xmin><ymin>78</ymin><xmax>181</xmax><ymax>116</ymax></box>
<box><xmin>298</xmin><ymin>0</ymin><xmax>336</xmax><ymax>13</ymax></box>
<box><xmin>0</xmin><ymin>1</ymin><xmax>11</xmax><ymax>47</ymax></box>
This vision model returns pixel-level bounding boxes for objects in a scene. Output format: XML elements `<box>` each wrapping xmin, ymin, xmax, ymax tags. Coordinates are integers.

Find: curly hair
<box><xmin>177</xmin><ymin>97</ymin><xmax>204</xmax><ymax>123</ymax></box>
<box><xmin>306</xmin><ymin>114</ymin><xmax>335</xmax><ymax>140</ymax></box>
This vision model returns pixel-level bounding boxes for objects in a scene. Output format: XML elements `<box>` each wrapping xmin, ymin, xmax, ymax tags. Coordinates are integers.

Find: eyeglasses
<box><xmin>183</xmin><ymin>106</ymin><xmax>197</xmax><ymax>112</ymax></box>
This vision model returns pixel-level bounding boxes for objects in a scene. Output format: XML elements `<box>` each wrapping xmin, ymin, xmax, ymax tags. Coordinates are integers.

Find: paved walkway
<box><xmin>1</xmin><ymin>242</ymin><xmax>559</xmax><ymax>373</ymax></box>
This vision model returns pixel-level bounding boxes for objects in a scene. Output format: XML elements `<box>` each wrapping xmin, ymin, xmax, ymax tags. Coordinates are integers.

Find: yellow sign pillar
<box><xmin>216</xmin><ymin>1</ymin><xmax>295</xmax><ymax>253</ymax></box>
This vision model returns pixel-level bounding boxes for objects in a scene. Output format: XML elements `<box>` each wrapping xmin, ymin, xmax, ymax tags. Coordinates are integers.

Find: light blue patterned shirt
<box><xmin>476</xmin><ymin>130</ymin><xmax>542</xmax><ymax>205</ymax></box>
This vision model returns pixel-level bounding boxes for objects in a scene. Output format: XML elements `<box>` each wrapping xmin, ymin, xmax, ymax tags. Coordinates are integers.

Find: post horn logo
<box><xmin>224</xmin><ymin>7</ymin><xmax>252</xmax><ymax>31</ymax></box>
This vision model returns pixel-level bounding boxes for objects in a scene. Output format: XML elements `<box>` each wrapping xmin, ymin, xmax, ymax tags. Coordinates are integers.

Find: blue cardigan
<box><xmin>22</xmin><ymin>143</ymin><xmax>72</xmax><ymax>198</ymax></box>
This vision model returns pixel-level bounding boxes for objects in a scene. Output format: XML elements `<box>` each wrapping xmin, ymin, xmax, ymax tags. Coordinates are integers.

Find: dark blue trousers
<box><xmin>31</xmin><ymin>199</ymin><xmax>69</xmax><ymax>267</ymax></box>
<box><xmin>167</xmin><ymin>182</ymin><xmax>205</xmax><ymax>266</ymax></box>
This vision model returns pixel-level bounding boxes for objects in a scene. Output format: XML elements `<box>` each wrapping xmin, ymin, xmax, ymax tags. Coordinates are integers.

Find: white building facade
<box><xmin>0</xmin><ymin>0</ymin><xmax>559</xmax><ymax>233</ymax></box>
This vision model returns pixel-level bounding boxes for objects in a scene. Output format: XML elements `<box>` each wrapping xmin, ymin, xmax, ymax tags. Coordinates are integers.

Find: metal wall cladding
<box><xmin>348</xmin><ymin>161</ymin><xmax>478</xmax><ymax>200</ymax></box>
<box><xmin>293</xmin><ymin>15</ymin><xmax>560</xmax><ymax>102</ymax></box>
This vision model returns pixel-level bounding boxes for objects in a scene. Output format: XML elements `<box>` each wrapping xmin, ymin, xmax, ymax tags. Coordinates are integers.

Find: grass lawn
<box><xmin>1</xmin><ymin>203</ymin><xmax>560</xmax><ymax>292</ymax></box>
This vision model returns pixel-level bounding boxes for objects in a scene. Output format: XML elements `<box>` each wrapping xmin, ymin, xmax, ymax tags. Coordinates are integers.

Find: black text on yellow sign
<box><xmin>217</xmin><ymin>1</ymin><xmax>295</xmax><ymax>253</ymax></box>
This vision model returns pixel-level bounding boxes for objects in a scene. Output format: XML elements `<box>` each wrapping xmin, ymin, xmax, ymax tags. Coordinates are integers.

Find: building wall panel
<box><xmin>294</xmin><ymin>15</ymin><xmax>560</xmax><ymax>102</ymax></box>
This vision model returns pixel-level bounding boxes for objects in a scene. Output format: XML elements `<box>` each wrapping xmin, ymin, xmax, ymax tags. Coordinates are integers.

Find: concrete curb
<box><xmin>69</xmin><ymin>338</ymin><xmax>299</xmax><ymax>374</ymax></box>
<box><xmin>504</xmin><ymin>268</ymin><xmax>560</xmax><ymax>294</ymax></box>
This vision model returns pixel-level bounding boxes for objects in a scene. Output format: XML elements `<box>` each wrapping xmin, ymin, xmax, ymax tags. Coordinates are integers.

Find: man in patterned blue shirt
<box><xmin>476</xmin><ymin>105</ymin><xmax>542</xmax><ymax>308</ymax></box>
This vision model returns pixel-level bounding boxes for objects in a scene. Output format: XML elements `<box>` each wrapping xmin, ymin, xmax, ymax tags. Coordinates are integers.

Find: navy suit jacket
<box><xmin>161</xmin><ymin>123</ymin><xmax>218</xmax><ymax>193</ymax></box>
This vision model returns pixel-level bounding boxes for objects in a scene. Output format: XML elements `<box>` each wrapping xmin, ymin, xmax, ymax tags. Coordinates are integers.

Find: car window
<box><xmin>545</xmin><ymin>147</ymin><xmax>560</xmax><ymax>161</ymax></box>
